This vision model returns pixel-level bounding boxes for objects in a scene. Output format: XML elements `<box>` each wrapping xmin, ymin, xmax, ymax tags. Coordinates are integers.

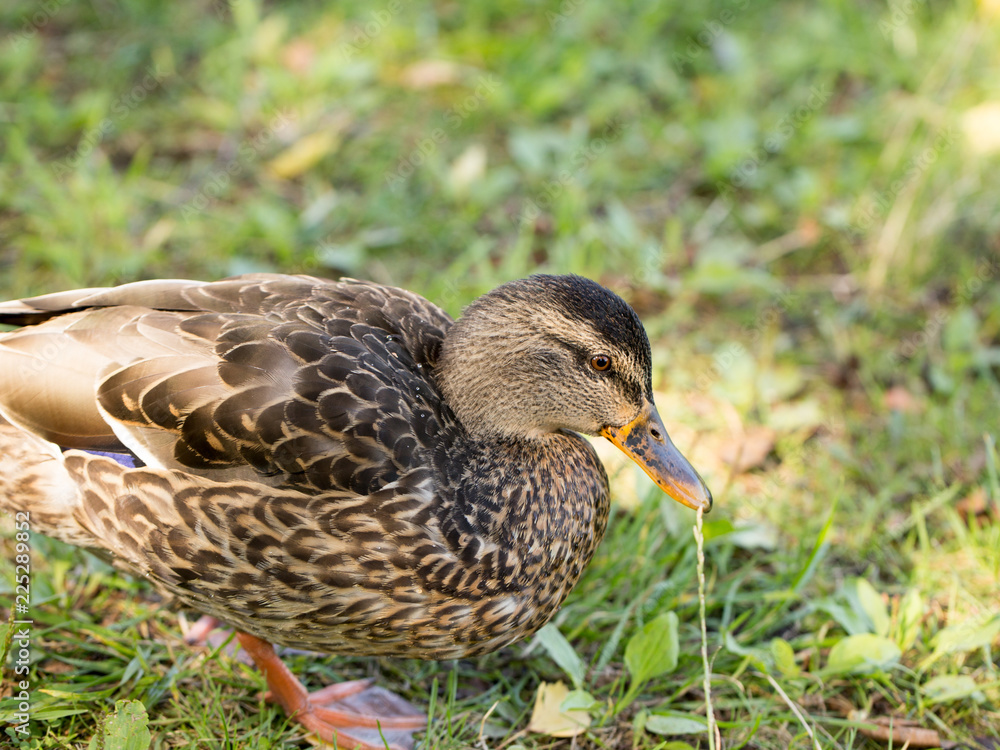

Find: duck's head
<box><xmin>436</xmin><ymin>274</ymin><xmax>712</xmax><ymax>512</ymax></box>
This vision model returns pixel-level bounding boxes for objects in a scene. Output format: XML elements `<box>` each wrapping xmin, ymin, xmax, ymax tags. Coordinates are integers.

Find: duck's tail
<box><xmin>0</xmin><ymin>420</ymin><xmax>101</xmax><ymax>547</ymax></box>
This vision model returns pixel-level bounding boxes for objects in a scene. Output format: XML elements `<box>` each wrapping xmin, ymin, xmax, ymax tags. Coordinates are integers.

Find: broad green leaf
<box><xmin>704</xmin><ymin>521</ymin><xmax>778</xmax><ymax>550</ymax></box>
<box><xmin>88</xmin><ymin>700</ymin><xmax>151</xmax><ymax>750</ymax></box>
<box><xmin>933</xmin><ymin>617</ymin><xmax>1000</xmax><ymax>654</ymax></box>
<box><xmin>632</xmin><ymin>717</ymin><xmax>698</xmax><ymax>750</ymax></box>
<box><xmin>770</xmin><ymin>638</ymin><xmax>799</xmax><ymax>677</ymax></box>
<box><xmin>701</xmin><ymin>517</ymin><xmax>735</xmax><ymax>541</ymax></box>
<box><xmin>826</xmin><ymin>634</ymin><xmax>901</xmax><ymax>675</ymax></box>
<box><xmin>854</xmin><ymin>578</ymin><xmax>890</xmax><ymax>637</ymax></box>
<box><xmin>922</xmin><ymin>675</ymin><xmax>982</xmax><ymax>704</ymax></box>
<box><xmin>535</xmin><ymin>623</ymin><xmax>586</xmax><ymax>690</ymax></box>
<box><xmin>560</xmin><ymin>689</ymin><xmax>600</xmax><ymax>713</ymax></box>
<box><xmin>942</xmin><ymin>307</ymin><xmax>979</xmax><ymax>351</ymax></box>
<box><xmin>894</xmin><ymin>588</ymin><xmax>923</xmax><ymax>651</ymax></box>
<box><xmin>924</xmin><ymin>617</ymin><xmax>1000</xmax><ymax>667</ymax></box>
<box><xmin>645</xmin><ymin>713</ymin><xmax>709</xmax><ymax>735</ymax></box>
<box><xmin>723</xmin><ymin>631</ymin><xmax>768</xmax><ymax>671</ymax></box>
<box><xmin>625</xmin><ymin>612</ymin><xmax>679</xmax><ymax>685</ymax></box>
<box><xmin>813</xmin><ymin>597</ymin><xmax>871</xmax><ymax>636</ymax></box>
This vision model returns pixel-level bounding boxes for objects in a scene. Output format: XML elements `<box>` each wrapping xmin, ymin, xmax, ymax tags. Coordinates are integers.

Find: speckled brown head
<box><xmin>436</xmin><ymin>274</ymin><xmax>712</xmax><ymax>511</ymax></box>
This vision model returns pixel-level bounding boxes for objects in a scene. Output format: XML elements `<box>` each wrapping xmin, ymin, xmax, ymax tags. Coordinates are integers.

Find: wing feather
<box><xmin>0</xmin><ymin>275</ymin><xmax>453</xmax><ymax>494</ymax></box>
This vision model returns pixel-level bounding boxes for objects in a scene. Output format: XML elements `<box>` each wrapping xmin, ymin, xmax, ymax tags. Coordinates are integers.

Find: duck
<box><xmin>0</xmin><ymin>273</ymin><xmax>711</xmax><ymax>749</ymax></box>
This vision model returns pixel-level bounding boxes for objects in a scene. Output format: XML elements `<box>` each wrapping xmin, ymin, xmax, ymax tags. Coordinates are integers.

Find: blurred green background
<box><xmin>1</xmin><ymin>0</ymin><xmax>999</xmax><ymax>748</ymax></box>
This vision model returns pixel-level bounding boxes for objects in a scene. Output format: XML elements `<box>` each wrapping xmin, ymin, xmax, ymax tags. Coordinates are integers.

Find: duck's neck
<box><xmin>434</xmin><ymin>344</ymin><xmax>542</xmax><ymax>441</ymax></box>
<box><xmin>433</xmin><ymin>430</ymin><xmax>610</xmax><ymax>595</ymax></box>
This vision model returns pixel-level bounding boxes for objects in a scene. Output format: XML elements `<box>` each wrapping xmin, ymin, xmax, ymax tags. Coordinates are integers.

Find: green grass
<box><xmin>1</xmin><ymin>0</ymin><xmax>999</xmax><ymax>747</ymax></box>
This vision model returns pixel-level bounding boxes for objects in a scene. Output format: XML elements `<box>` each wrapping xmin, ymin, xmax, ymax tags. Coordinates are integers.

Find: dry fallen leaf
<box><xmin>268</xmin><ymin>131</ymin><xmax>339</xmax><ymax>179</ymax></box>
<box><xmin>282</xmin><ymin>39</ymin><xmax>316</xmax><ymax>74</ymax></box>
<box><xmin>39</xmin><ymin>659</ymin><xmax>76</xmax><ymax>675</ymax></box>
<box><xmin>848</xmin><ymin>712</ymin><xmax>942</xmax><ymax>748</ymax></box>
<box><xmin>956</xmin><ymin>486</ymin><xmax>989</xmax><ymax>520</ymax></box>
<box><xmin>832</xmin><ymin>699</ymin><xmax>946</xmax><ymax>749</ymax></box>
<box><xmin>399</xmin><ymin>60</ymin><xmax>460</xmax><ymax>89</ymax></box>
<box><xmin>719</xmin><ymin>426</ymin><xmax>776</xmax><ymax>473</ymax></box>
<box><xmin>527</xmin><ymin>681</ymin><xmax>591</xmax><ymax>738</ymax></box>
<box><xmin>883</xmin><ymin>385</ymin><xmax>923</xmax><ymax>413</ymax></box>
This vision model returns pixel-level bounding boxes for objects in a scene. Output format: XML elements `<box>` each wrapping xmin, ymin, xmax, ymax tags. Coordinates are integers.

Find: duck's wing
<box><xmin>0</xmin><ymin>274</ymin><xmax>453</xmax><ymax>493</ymax></box>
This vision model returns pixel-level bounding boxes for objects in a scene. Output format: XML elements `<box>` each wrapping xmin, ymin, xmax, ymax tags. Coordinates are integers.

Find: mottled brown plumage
<box><xmin>0</xmin><ymin>273</ymin><xmax>710</xmax><ymax>747</ymax></box>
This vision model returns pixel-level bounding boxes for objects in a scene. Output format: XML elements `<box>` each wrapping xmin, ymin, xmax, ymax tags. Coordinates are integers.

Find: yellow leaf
<box><xmin>141</xmin><ymin>218</ymin><xmax>174</xmax><ymax>251</ymax></box>
<box><xmin>448</xmin><ymin>144</ymin><xmax>487</xmax><ymax>194</ymax></box>
<box><xmin>978</xmin><ymin>0</ymin><xmax>1000</xmax><ymax>18</ymax></box>
<box><xmin>527</xmin><ymin>681</ymin><xmax>591</xmax><ymax>738</ymax></box>
<box><xmin>268</xmin><ymin>131</ymin><xmax>338</xmax><ymax>179</ymax></box>
<box><xmin>399</xmin><ymin>60</ymin><xmax>460</xmax><ymax>89</ymax></box>
<box><xmin>962</xmin><ymin>102</ymin><xmax>1000</xmax><ymax>156</ymax></box>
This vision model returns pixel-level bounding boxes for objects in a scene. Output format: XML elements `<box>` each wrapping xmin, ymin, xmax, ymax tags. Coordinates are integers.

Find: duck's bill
<box><xmin>601</xmin><ymin>402</ymin><xmax>713</xmax><ymax>512</ymax></box>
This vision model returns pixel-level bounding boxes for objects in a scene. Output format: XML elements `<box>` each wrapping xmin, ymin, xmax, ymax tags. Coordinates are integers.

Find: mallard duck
<box><xmin>0</xmin><ymin>273</ymin><xmax>711</xmax><ymax>749</ymax></box>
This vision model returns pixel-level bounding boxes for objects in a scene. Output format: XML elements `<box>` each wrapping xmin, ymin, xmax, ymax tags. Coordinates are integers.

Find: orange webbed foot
<box><xmin>236</xmin><ymin>632</ymin><xmax>425</xmax><ymax>750</ymax></box>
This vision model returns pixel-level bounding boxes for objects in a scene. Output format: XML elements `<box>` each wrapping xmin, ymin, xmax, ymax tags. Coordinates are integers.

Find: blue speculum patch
<box><xmin>66</xmin><ymin>448</ymin><xmax>145</xmax><ymax>469</ymax></box>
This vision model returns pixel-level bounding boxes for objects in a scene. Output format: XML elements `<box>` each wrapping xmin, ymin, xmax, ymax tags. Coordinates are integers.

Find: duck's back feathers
<box><xmin>0</xmin><ymin>275</ymin><xmax>453</xmax><ymax>493</ymax></box>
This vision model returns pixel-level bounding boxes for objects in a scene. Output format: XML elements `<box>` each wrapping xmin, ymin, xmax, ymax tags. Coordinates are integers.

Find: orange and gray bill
<box><xmin>601</xmin><ymin>401</ymin><xmax>712</xmax><ymax>511</ymax></box>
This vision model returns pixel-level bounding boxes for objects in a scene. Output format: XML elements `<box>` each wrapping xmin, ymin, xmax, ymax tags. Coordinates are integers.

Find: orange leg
<box><xmin>235</xmin><ymin>632</ymin><xmax>425</xmax><ymax>750</ymax></box>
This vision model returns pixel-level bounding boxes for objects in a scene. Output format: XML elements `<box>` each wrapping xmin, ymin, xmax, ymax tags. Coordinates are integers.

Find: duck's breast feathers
<box><xmin>0</xmin><ymin>275</ymin><xmax>454</xmax><ymax>493</ymax></box>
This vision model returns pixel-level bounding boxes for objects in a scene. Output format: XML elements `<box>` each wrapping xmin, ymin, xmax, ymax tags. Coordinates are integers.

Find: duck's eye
<box><xmin>590</xmin><ymin>354</ymin><xmax>612</xmax><ymax>371</ymax></box>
